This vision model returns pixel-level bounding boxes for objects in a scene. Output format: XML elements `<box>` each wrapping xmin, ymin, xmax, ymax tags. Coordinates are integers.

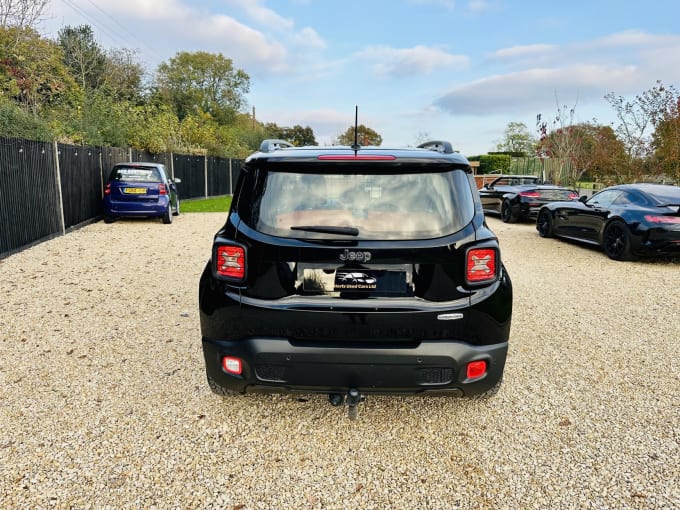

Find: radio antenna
<box><xmin>351</xmin><ymin>105</ymin><xmax>360</xmax><ymax>153</ymax></box>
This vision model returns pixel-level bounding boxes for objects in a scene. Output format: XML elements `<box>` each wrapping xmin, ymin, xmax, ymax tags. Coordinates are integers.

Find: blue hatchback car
<box><xmin>103</xmin><ymin>163</ymin><xmax>180</xmax><ymax>224</ymax></box>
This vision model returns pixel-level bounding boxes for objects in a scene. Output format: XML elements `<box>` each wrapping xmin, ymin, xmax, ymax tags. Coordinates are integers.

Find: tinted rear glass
<box><xmin>244</xmin><ymin>169</ymin><xmax>475</xmax><ymax>240</ymax></box>
<box><xmin>111</xmin><ymin>167</ymin><xmax>162</xmax><ymax>183</ymax></box>
<box><xmin>645</xmin><ymin>185</ymin><xmax>680</xmax><ymax>205</ymax></box>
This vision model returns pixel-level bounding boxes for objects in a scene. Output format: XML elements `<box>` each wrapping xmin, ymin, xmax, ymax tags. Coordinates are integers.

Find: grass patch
<box><xmin>181</xmin><ymin>196</ymin><xmax>232</xmax><ymax>213</ymax></box>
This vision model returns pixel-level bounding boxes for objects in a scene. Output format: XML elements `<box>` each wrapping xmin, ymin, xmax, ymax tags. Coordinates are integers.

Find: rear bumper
<box><xmin>104</xmin><ymin>197</ymin><xmax>169</xmax><ymax>217</ymax></box>
<box><xmin>202</xmin><ymin>336</ymin><xmax>508</xmax><ymax>396</ymax></box>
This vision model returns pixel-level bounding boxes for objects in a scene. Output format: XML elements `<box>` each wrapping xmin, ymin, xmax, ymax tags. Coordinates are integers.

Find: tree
<box><xmin>496</xmin><ymin>121</ymin><xmax>537</xmax><ymax>156</ymax></box>
<box><xmin>264</xmin><ymin>123</ymin><xmax>317</xmax><ymax>146</ymax></box>
<box><xmin>58</xmin><ymin>25</ymin><xmax>107</xmax><ymax>91</ymax></box>
<box><xmin>640</xmin><ymin>81</ymin><xmax>680</xmax><ymax>182</ymax></box>
<box><xmin>536</xmin><ymin>100</ymin><xmax>603</xmax><ymax>185</ymax></box>
<box><xmin>335</xmin><ymin>124</ymin><xmax>382</xmax><ymax>146</ymax></box>
<box><xmin>155</xmin><ymin>51</ymin><xmax>250</xmax><ymax>124</ymax></box>
<box><xmin>0</xmin><ymin>0</ymin><xmax>49</xmax><ymax>29</ymax></box>
<box><xmin>0</xmin><ymin>26</ymin><xmax>81</xmax><ymax>114</ymax></box>
<box><xmin>101</xmin><ymin>47</ymin><xmax>145</xmax><ymax>102</ymax></box>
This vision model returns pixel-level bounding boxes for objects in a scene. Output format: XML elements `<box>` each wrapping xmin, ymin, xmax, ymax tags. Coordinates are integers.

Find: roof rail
<box><xmin>259</xmin><ymin>139</ymin><xmax>294</xmax><ymax>152</ymax></box>
<box><xmin>417</xmin><ymin>140</ymin><xmax>454</xmax><ymax>154</ymax></box>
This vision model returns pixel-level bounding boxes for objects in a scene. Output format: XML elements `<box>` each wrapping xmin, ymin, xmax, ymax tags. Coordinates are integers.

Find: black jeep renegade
<box><xmin>199</xmin><ymin>139</ymin><xmax>512</xmax><ymax>416</ymax></box>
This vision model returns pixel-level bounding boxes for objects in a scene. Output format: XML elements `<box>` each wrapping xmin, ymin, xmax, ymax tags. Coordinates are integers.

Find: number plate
<box><xmin>123</xmin><ymin>187</ymin><xmax>147</xmax><ymax>194</ymax></box>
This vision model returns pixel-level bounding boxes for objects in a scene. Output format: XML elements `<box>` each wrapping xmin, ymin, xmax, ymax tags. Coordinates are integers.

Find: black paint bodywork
<box><xmin>199</xmin><ymin>145</ymin><xmax>513</xmax><ymax>396</ymax></box>
<box><xmin>480</xmin><ymin>175</ymin><xmax>577</xmax><ymax>223</ymax></box>
<box><xmin>536</xmin><ymin>183</ymin><xmax>680</xmax><ymax>260</ymax></box>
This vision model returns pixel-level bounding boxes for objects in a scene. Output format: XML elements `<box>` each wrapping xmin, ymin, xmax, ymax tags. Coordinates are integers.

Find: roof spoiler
<box><xmin>259</xmin><ymin>139</ymin><xmax>294</xmax><ymax>152</ymax></box>
<box><xmin>417</xmin><ymin>140</ymin><xmax>455</xmax><ymax>154</ymax></box>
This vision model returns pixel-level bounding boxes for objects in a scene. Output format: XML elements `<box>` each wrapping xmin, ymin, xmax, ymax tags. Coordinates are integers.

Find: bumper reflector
<box><xmin>466</xmin><ymin>360</ymin><xmax>487</xmax><ymax>380</ymax></box>
<box><xmin>222</xmin><ymin>356</ymin><xmax>243</xmax><ymax>375</ymax></box>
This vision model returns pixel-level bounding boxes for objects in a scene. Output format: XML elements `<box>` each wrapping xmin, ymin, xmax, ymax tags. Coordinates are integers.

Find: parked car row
<box><xmin>481</xmin><ymin>174</ymin><xmax>680</xmax><ymax>261</ymax></box>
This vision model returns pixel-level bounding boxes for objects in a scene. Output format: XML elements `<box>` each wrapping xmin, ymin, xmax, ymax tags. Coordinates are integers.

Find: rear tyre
<box><xmin>103</xmin><ymin>215</ymin><xmax>115</xmax><ymax>224</ymax></box>
<box><xmin>173</xmin><ymin>198</ymin><xmax>180</xmax><ymax>216</ymax></box>
<box><xmin>603</xmin><ymin>220</ymin><xmax>635</xmax><ymax>261</ymax></box>
<box><xmin>500</xmin><ymin>200</ymin><xmax>518</xmax><ymax>223</ymax></box>
<box><xmin>207</xmin><ymin>375</ymin><xmax>238</xmax><ymax>396</ymax></box>
<box><xmin>537</xmin><ymin>209</ymin><xmax>554</xmax><ymax>238</ymax></box>
<box><xmin>162</xmin><ymin>206</ymin><xmax>172</xmax><ymax>224</ymax></box>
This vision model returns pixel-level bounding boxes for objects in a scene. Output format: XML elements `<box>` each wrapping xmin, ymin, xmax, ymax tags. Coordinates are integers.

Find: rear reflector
<box><xmin>222</xmin><ymin>356</ymin><xmax>242</xmax><ymax>375</ymax></box>
<box><xmin>466</xmin><ymin>248</ymin><xmax>497</xmax><ymax>283</ymax></box>
<box><xmin>466</xmin><ymin>360</ymin><xmax>487</xmax><ymax>380</ymax></box>
<box><xmin>216</xmin><ymin>245</ymin><xmax>246</xmax><ymax>280</ymax></box>
<box><xmin>645</xmin><ymin>215</ymin><xmax>680</xmax><ymax>224</ymax></box>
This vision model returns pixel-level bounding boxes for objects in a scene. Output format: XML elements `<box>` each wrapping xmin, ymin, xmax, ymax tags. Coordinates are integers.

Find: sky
<box><xmin>42</xmin><ymin>0</ymin><xmax>680</xmax><ymax>156</ymax></box>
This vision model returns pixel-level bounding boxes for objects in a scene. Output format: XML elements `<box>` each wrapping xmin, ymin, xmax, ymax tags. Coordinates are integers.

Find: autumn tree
<box><xmin>0</xmin><ymin>26</ymin><xmax>80</xmax><ymax>114</ymax></box>
<box><xmin>101</xmin><ymin>47</ymin><xmax>145</xmax><ymax>102</ymax></box>
<box><xmin>264</xmin><ymin>123</ymin><xmax>317</xmax><ymax>146</ymax></box>
<box><xmin>496</xmin><ymin>121</ymin><xmax>537</xmax><ymax>156</ymax></box>
<box><xmin>335</xmin><ymin>124</ymin><xmax>382</xmax><ymax>146</ymax></box>
<box><xmin>58</xmin><ymin>25</ymin><xmax>107</xmax><ymax>91</ymax></box>
<box><xmin>155</xmin><ymin>51</ymin><xmax>250</xmax><ymax>124</ymax></box>
<box><xmin>0</xmin><ymin>0</ymin><xmax>49</xmax><ymax>29</ymax></box>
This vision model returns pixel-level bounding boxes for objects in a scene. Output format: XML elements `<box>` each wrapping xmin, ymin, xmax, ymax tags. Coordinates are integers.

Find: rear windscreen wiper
<box><xmin>290</xmin><ymin>225</ymin><xmax>359</xmax><ymax>236</ymax></box>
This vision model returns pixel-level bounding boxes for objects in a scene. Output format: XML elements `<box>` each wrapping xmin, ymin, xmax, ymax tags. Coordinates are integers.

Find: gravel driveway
<box><xmin>1</xmin><ymin>214</ymin><xmax>678</xmax><ymax>509</ymax></box>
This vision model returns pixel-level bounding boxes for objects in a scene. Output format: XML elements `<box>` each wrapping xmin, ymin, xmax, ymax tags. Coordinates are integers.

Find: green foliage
<box><xmin>468</xmin><ymin>154</ymin><xmax>512</xmax><ymax>174</ymax></box>
<box><xmin>264</xmin><ymin>123</ymin><xmax>317</xmax><ymax>146</ymax></box>
<box><xmin>0</xmin><ymin>26</ymin><xmax>82</xmax><ymax>114</ymax></box>
<box><xmin>58</xmin><ymin>25</ymin><xmax>107</xmax><ymax>91</ymax></box>
<box><xmin>155</xmin><ymin>51</ymin><xmax>250</xmax><ymax>124</ymax></box>
<box><xmin>336</xmin><ymin>124</ymin><xmax>382</xmax><ymax>146</ymax></box>
<box><xmin>0</xmin><ymin>97</ymin><xmax>53</xmax><ymax>140</ymax></box>
<box><xmin>495</xmin><ymin>122</ymin><xmax>537</xmax><ymax>156</ymax></box>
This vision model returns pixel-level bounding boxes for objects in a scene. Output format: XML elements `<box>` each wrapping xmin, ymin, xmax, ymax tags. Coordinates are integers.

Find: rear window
<box><xmin>111</xmin><ymin>167</ymin><xmax>162</xmax><ymax>183</ymax></box>
<box><xmin>243</xmin><ymin>169</ymin><xmax>475</xmax><ymax>240</ymax></box>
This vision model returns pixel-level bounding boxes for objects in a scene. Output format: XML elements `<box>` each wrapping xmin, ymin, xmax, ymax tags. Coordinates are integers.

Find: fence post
<box><xmin>99</xmin><ymin>150</ymin><xmax>104</xmax><ymax>198</ymax></box>
<box><xmin>204</xmin><ymin>152</ymin><xmax>209</xmax><ymax>199</ymax></box>
<box><xmin>228</xmin><ymin>158</ymin><xmax>233</xmax><ymax>195</ymax></box>
<box><xmin>170</xmin><ymin>152</ymin><xmax>174</xmax><ymax>179</ymax></box>
<box><xmin>53</xmin><ymin>141</ymin><xmax>66</xmax><ymax>235</ymax></box>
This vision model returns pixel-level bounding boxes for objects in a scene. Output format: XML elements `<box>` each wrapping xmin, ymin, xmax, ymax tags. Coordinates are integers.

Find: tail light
<box><xmin>159</xmin><ymin>184</ymin><xmax>167</xmax><ymax>195</ymax></box>
<box><xmin>519</xmin><ymin>191</ymin><xmax>540</xmax><ymax>198</ymax></box>
<box><xmin>214</xmin><ymin>244</ymin><xmax>246</xmax><ymax>281</ymax></box>
<box><xmin>644</xmin><ymin>215</ymin><xmax>680</xmax><ymax>224</ymax></box>
<box><xmin>568</xmin><ymin>192</ymin><xmax>579</xmax><ymax>200</ymax></box>
<box><xmin>466</xmin><ymin>248</ymin><xmax>498</xmax><ymax>284</ymax></box>
<box><xmin>104</xmin><ymin>183</ymin><xmax>111</xmax><ymax>195</ymax></box>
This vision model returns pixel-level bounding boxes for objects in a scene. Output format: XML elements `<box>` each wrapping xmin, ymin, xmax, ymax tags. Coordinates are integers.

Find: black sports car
<box><xmin>536</xmin><ymin>183</ymin><xmax>680</xmax><ymax>260</ymax></box>
<box><xmin>480</xmin><ymin>175</ymin><xmax>579</xmax><ymax>223</ymax></box>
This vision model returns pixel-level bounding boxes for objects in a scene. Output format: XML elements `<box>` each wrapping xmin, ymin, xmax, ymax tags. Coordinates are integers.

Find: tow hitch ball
<box><xmin>328</xmin><ymin>389</ymin><xmax>363</xmax><ymax>420</ymax></box>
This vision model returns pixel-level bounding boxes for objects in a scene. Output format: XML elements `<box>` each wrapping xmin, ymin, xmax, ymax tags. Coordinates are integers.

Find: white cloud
<box><xmin>493</xmin><ymin>44</ymin><xmax>557</xmax><ymax>60</ymax></box>
<box><xmin>435</xmin><ymin>64</ymin><xmax>639</xmax><ymax>115</ymax></box>
<box><xmin>222</xmin><ymin>0</ymin><xmax>294</xmax><ymax>31</ymax></box>
<box><xmin>355</xmin><ymin>45</ymin><xmax>468</xmax><ymax>78</ymax></box>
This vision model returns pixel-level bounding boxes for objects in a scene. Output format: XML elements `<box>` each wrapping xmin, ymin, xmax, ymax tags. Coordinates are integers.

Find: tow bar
<box><xmin>328</xmin><ymin>389</ymin><xmax>364</xmax><ymax>420</ymax></box>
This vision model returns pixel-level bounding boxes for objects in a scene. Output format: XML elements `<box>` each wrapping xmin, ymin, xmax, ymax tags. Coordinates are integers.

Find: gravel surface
<box><xmin>1</xmin><ymin>213</ymin><xmax>678</xmax><ymax>509</ymax></box>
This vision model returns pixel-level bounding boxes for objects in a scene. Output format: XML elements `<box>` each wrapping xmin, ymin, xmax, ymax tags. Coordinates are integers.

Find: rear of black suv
<box><xmin>199</xmin><ymin>141</ymin><xmax>512</xmax><ymax>403</ymax></box>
